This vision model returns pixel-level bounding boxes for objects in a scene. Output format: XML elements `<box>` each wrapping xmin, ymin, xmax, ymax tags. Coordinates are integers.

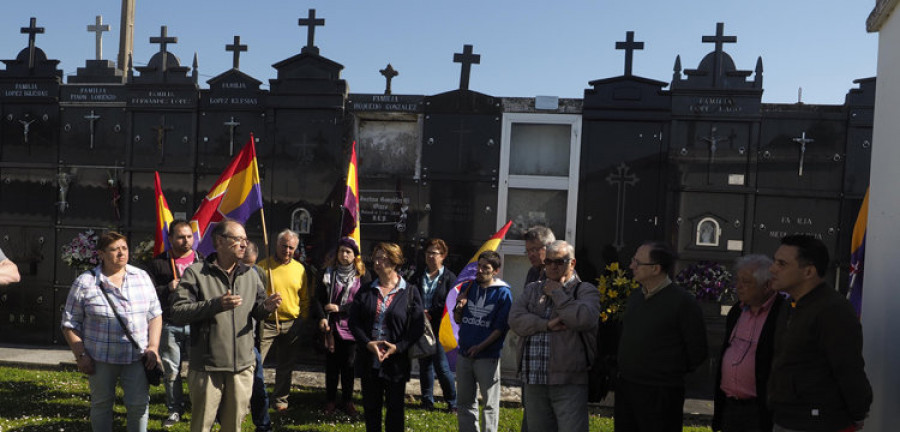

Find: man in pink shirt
<box><xmin>712</xmin><ymin>255</ymin><xmax>786</xmax><ymax>432</ymax></box>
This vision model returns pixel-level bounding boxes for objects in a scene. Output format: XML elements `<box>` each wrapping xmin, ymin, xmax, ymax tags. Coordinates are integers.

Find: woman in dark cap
<box><xmin>314</xmin><ymin>237</ymin><xmax>370</xmax><ymax>415</ymax></box>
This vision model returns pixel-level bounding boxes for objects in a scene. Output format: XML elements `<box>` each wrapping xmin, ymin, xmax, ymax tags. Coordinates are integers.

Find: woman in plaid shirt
<box><xmin>61</xmin><ymin>231</ymin><xmax>162</xmax><ymax>432</ymax></box>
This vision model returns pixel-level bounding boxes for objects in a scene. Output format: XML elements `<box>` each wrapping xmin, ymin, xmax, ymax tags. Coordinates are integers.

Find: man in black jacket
<box><xmin>712</xmin><ymin>254</ymin><xmax>785</xmax><ymax>432</ymax></box>
<box><xmin>145</xmin><ymin>220</ymin><xmax>203</xmax><ymax>428</ymax></box>
<box><xmin>413</xmin><ymin>238</ymin><xmax>458</xmax><ymax>412</ymax></box>
<box><xmin>768</xmin><ymin>235</ymin><xmax>872</xmax><ymax>431</ymax></box>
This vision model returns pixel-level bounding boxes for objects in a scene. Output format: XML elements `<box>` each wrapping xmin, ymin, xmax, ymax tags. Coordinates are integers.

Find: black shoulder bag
<box><xmin>96</xmin><ymin>273</ymin><xmax>163</xmax><ymax>386</ymax></box>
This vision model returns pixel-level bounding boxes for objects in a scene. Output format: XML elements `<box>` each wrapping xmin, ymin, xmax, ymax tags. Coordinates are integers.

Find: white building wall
<box><xmin>862</xmin><ymin>4</ymin><xmax>900</xmax><ymax>430</ymax></box>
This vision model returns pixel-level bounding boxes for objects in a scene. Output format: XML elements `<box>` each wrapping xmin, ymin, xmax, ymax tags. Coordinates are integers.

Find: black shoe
<box><xmin>421</xmin><ymin>401</ymin><xmax>435</xmax><ymax>411</ymax></box>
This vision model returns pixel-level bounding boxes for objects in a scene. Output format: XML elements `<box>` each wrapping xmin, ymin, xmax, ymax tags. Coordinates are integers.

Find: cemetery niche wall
<box><xmin>0</xmin><ymin>16</ymin><xmax>874</xmax><ymax>398</ymax></box>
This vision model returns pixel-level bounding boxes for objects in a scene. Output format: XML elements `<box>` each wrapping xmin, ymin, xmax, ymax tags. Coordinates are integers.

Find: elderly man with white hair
<box><xmin>257</xmin><ymin>228</ymin><xmax>310</xmax><ymax>412</ymax></box>
<box><xmin>509</xmin><ymin>240</ymin><xmax>601</xmax><ymax>432</ymax></box>
<box><xmin>712</xmin><ymin>254</ymin><xmax>786</xmax><ymax>432</ymax></box>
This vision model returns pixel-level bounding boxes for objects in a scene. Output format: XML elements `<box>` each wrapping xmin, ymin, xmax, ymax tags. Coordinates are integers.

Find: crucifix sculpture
<box><xmin>224</xmin><ymin>117</ymin><xmax>240</xmax><ymax>156</ymax></box>
<box><xmin>792</xmin><ymin>132</ymin><xmax>815</xmax><ymax>176</ymax></box>
<box><xmin>226</xmin><ymin>35</ymin><xmax>248</xmax><ymax>70</ymax></box>
<box><xmin>615</xmin><ymin>31</ymin><xmax>644</xmax><ymax>77</ymax></box>
<box><xmin>298</xmin><ymin>9</ymin><xmax>325</xmax><ymax>54</ymax></box>
<box><xmin>19</xmin><ymin>118</ymin><xmax>35</xmax><ymax>144</ymax></box>
<box><xmin>87</xmin><ymin>15</ymin><xmax>110</xmax><ymax>61</ymax></box>
<box><xmin>151</xmin><ymin>116</ymin><xmax>174</xmax><ymax>162</ymax></box>
<box><xmin>380</xmin><ymin>63</ymin><xmax>398</xmax><ymax>95</ymax></box>
<box><xmin>453</xmin><ymin>44</ymin><xmax>481</xmax><ymax>91</ymax></box>
<box><xmin>84</xmin><ymin>110</ymin><xmax>101</xmax><ymax>149</ymax></box>
<box><xmin>701</xmin><ymin>22</ymin><xmax>737</xmax><ymax>87</ymax></box>
<box><xmin>606</xmin><ymin>162</ymin><xmax>639</xmax><ymax>250</ymax></box>
<box><xmin>21</xmin><ymin>17</ymin><xmax>45</xmax><ymax>70</ymax></box>
<box><xmin>700</xmin><ymin>126</ymin><xmax>729</xmax><ymax>164</ymax></box>
<box><xmin>149</xmin><ymin>26</ymin><xmax>177</xmax><ymax>75</ymax></box>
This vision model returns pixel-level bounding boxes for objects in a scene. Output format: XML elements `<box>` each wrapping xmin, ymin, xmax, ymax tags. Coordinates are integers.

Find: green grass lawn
<box><xmin>0</xmin><ymin>366</ymin><xmax>711</xmax><ymax>431</ymax></box>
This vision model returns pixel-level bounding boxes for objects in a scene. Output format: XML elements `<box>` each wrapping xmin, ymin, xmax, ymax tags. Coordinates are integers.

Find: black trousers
<box><xmin>361</xmin><ymin>369</ymin><xmax>406</xmax><ymax>432</ymax></box>
<box><xmin>614</xmin><ymin>377</ymin><xmax>685</xmax><ymax>432</ymax></box>
<box><xmin>325</xmin><ymin>337</ymin><xmax>356</xmax><ymax>403</ymax></box>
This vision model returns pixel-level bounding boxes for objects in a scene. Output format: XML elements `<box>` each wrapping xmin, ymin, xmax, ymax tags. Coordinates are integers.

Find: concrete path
<box><xmin>0</xmin><ymin>343</ymin><xmax>713</xmax><ymax>418</ymax></box>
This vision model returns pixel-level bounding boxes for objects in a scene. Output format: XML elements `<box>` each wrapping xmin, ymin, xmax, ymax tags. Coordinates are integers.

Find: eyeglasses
<box><xmin>526</xmin><ymin>246</ymin><xmax>544</xmax><ymax>254</ymax></box>
<box><xmin>218</xmin><ymin>234</ymin><xmax>249</xmax><ymax>245</ymax></box>
<box><xmin>425</xmin><ymin>251</ymin><xmax>443</xmax><ymax>257</ymax></box>
<box><xmin>631</xmin><ymin>258</ymin><xmax>658</xmax><ymax>266</ymax></box>
<box><xmin>543</xmin><ymin>257</ymin><xmax>571</xmax><ymax>266</ymax></box>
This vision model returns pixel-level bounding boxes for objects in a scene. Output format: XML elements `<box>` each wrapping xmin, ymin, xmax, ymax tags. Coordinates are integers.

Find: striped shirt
<box><xmin>61</xmin><ymin>265</ymin><xmax>162</xmax><ymax>365</ymax></box>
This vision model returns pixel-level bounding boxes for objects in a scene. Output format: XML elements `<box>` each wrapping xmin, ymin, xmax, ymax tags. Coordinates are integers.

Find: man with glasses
<box><xmin>509</xmin><ymin>240</ymin><xmax>601</xmax><ymax>432</ymax></box>
<box><xmin>711</xmin><ymin>255</ymin><xmax>785</xmax><ymax>432</ymax></box>
<box><xmin>523</xmin><ymin>226</ymin><xmax>555</xmax><ymax>286</ymax></box>
<box><xmin>171</xmin><ymin>218</ymin><xmax>282</xmax><ymax>432</ymax></box>
<box><xmin>767</xmin><ymin>235</ymin><xmax>871</xmax><ymax>432</ymax></box>
<box><xmin>615</xmin><ymin>241</ymin><xmax>707</xmax><ymax>432</ymax></box>
<box><xmin>257</xmin><ymin>229</ymin><xmax>310</xmax><ymax>412</ymax></box>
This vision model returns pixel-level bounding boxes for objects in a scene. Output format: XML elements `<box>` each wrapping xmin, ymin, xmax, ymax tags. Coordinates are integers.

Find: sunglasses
<box><xmin>543</xmin><ymin>257</ymin><xmax>571</xmax><ymax>266</ymax></box>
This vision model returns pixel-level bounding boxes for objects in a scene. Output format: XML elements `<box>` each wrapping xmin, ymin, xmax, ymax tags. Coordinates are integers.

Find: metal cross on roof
<box><xmin>453</xmin><ymin>44</ymin><xmax>480</xmax><ymax>91</ymax></box>
<box><xmin>149</xmin><ymin>26</ymin><xmax>177</xmax><ymax>73</ymax></box>
<box><xmin>298</xmin><ymin>9</ymin><xmax>325</xmax><ymax>54</ymax></box>
<box><xmin>792</xmin><ymin>132</ymin><xmax>815</xmax><ymax>176</ymax></box>
<box><xmin>615</xmin><ymin>31</ymin><xmax>644</xmax><ymax>77</ymax></box>
<box><xmin>380</xmin><ymin>63</ymin><xmax>398</xmax><ymax>95</ymax></box>
<box><xmin>226</xmin><ymin>35</ymin><xmax>248</xmax><ymax>70</ymax></box>
<box><xmin>20</xmin><ymin>17</ymin><xmax>45</xmax><ymax>69</ymax></box>
<box><xmin>87</xmin><ymin>15</ymin><xmax>111</xmax><ymax>61</ymax></box>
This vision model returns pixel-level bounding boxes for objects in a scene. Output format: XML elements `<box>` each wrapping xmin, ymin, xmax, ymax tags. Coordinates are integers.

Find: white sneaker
<box><xmin>163</xmin><ymin>412</ymin><xmax>180</xmax><ymax>428</ymax></box>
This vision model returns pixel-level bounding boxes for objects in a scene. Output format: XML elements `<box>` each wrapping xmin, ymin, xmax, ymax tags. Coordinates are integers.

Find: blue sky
<box><xmin>0</xmin><ymin>1</ymin><xmax>877</xmax><ymax>105</ymax></box>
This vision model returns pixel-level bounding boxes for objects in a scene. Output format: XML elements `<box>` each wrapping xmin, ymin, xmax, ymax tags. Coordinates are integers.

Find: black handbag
<box><xmin>97</xmin><ymin>272</ymin><xmax>164</xmax><ymax>386</ymax></box>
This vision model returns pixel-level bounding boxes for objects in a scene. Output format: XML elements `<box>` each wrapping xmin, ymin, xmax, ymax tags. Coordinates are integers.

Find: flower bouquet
<box><xmin>131</xmin><ymin>238</ymin><xmax>155</xmax><ymax>266</ymax></box>
<box><xmin>61</xmin><ymin>230</ymin><xmax>99</xmax><ymax>273</ymax></box>
<box><xmin>675</xmin><ymin>261</ymin><xmax>733</xmax><ymax>302</ymax></box>
<box><xmin>595</xmin><ymin>262</ymin><xmax>639</xmax><ymax>322</ymax></box>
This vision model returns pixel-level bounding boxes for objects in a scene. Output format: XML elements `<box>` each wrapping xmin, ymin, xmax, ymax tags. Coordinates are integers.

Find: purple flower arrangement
<box><xmin>61</xmin><ymin>230</ymin><xmax>99</xmax><ymax>272</ymax></box>
<box><xmin>675</xmin><ymin>261</ymin><xmax>733</xmax><ymax>302</ymax></box>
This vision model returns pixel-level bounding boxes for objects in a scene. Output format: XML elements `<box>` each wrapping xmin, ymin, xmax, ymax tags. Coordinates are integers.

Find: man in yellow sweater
<box><xmin>258</xmin><ymin>229</ymin><xmax>309</xmax><ymax>411</ymax></box>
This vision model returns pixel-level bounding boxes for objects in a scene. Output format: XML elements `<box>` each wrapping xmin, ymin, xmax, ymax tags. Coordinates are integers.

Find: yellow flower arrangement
<box><xmin>595</xmin><ymin>262</ymin><xmax>639</xmax><ymax>322</ymax></box>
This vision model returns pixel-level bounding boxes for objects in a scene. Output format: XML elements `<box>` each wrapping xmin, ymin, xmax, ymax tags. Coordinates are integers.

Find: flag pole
<box><xmin>258</xmin><ymin>187</ymin><xmax>279</xmax><ymax>331</ymax></box>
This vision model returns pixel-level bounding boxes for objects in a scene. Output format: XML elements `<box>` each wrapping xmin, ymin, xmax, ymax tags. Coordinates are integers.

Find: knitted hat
<box><xmin>338</xmin><ymin>237</ymin><xmax>360</xmax><ymax>256</ymax></box>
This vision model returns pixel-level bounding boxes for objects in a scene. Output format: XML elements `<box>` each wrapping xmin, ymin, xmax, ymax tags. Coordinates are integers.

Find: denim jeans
<box><xmin>250</xmin><ymin>347</ymin><xmax>272</xmax><ymax>431</ymax></box>
<box><xmin>159</xmin><ymin>323</ymin><xmax>189</xmax><ymax>414</ymax></box>
<box><xmin>88</xmin><ymin>360</ymin><xmax>149</xmax><ymax>432</ymax></box>
<box><xmin>418</xmin><ymin>347</ymin><xmax>457</xmax><ymax>409</ymax></box>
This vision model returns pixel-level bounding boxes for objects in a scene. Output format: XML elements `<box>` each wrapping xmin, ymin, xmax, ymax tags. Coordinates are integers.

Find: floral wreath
<box><xmin>674</xmin><ymin>261</ymin><xmax>733</xmax><ymax>302</ymax></box>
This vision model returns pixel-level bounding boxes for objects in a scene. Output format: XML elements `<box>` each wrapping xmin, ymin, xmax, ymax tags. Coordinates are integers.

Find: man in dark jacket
<box><xmin>413</xmin><ymin>238</ymin><xmax>458</xmax><ymax>412</ymax></box>
<box><xmin>145</xmin><ymin>219</ymin><xmax>203</xmax><ymax>428</ymax></box>
<box><xmin>712</xmin><ymin>254</ymin><xmax>785</xmax><ymax>432</ymax></box>
<box><xmin>170</xmin><ymin>219</ymin><xmax>282</xmax><ymax>432</ymax></box>
<box><xmin>615</xmin><ymin>241</ymin><xmax>707</xmax><ymax>432</ymax></box>
<box><xmin>768</xmin><ymin>235</ymin><xmax>872</xmax><ymax>431</ymax></box>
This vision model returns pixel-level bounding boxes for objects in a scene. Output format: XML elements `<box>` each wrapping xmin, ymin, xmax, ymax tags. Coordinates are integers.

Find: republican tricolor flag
<box><xmin>190</xmin><ymin>134</ymin><xmax>263</xmax><ymax>255</ymax></box>
<box><xmin>848</xmin><ymin>187</ymin><xmax>869</xmax><ymax>317</ymax></box>
<box><xmin>341</xmin><ymin>141</ymin><xmax>361</xmax><ymax>246</ymax></box>
<box><xmin>440</xmin><ymin>221</ymin><xmax>512</xmax><ymax>368</ymax></box>
<box><xmin>153</xmin><ymin>171</ymin><xmax>175</xmax><ymax>256</ymax></box>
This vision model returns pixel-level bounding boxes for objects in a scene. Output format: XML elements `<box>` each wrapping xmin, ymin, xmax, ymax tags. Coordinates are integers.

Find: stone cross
<box><xmin>702</xmin><ymin>22</ymin><xmax>737</xmax><ymax>86</ymax></box>
<box><xmin>606</xmin><ymin>162</ymin><xmax>639</xmax><ymax>250</ymax></box>
<box><xmin>149</xmin><ymin>26</ymin><xmax>177</xmax><ymax>73</ymax></box>
<box><xmin>453</xmin><ymin>44</ymin><xmax>481</xmax><ymax>91</ymax></box>
<box><xmin>151</xmin><ymin>116</ymin><xmax>174</xmax><ymax>162</ymax></box>
<box><xmin>226</xmin><ymin>35</ymin><xmax>248</xmax><ymax>70</ymax></box>
<box><xmin>224</xmin><ymin>117</ymin><xmax>240</xmax><ymax>156</ymax></box>
<box><xmin>20</xmin><ymin>17</ymin><xmax>45</xmax><ymax>69</ymax></box>
<box><xmin>298</xmin><ymin>9</ymin><xmax>325</xmax><ymax>54</ymax></box>
<box><xmin>87</xmin><ymin>15</ymin><xmax>111</xmax><ymax>61</ymax></box>
<box><xmin>380</xmin><ymin>63</ymin><xmax>398</xmax><ymax>95</ymax></box>
<box><xmin>84</xmin><ymin>110</ymin><xmax>101</xmax><ymax>149</ymax></box>
<box><xmin>615</xmin><ymin>31</ymin><xmax>644</xmax><ymax>77</ymax></box>
<box><xmin>792</xmin><ymin>132</ymin><xmax>815</xmax><ymax>176</ymax></box>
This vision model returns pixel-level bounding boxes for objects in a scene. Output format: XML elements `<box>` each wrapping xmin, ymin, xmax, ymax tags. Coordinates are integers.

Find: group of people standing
<box><xmin>53</xmin><ymin>215</ymin><xmax>872</xmax><ymax>432</ymax></box>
